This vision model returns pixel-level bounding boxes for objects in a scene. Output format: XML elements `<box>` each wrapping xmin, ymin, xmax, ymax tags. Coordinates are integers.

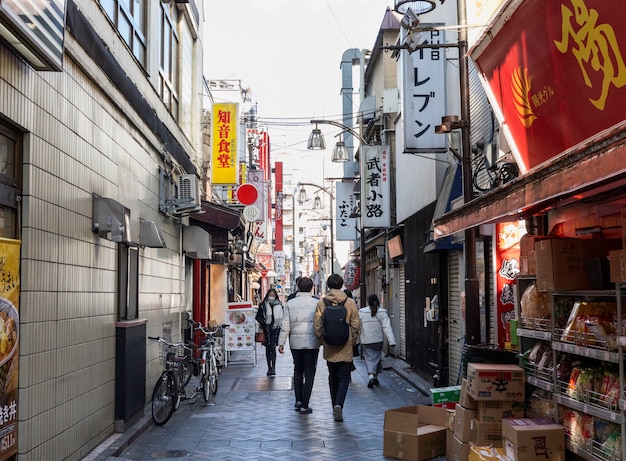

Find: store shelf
<box><xmin>552</xmin><ymin>340</ymin><xmax>620</xmax><ymax>363</ymax></box>
<box><xmin>518</xmin><ymin>281</ymin><xmax>626</xmax><ymax>461</ymax></box>
<box><xmin>555</xmin><ymin>393</ymin><xmax>623</xmax><ymax>423</ymax></box>
<box><xmin>565</xmin><ymin>440</ymin><xmax>618</xmax><ymax>461</ymax></box>
<box><xmin>517</xmin><ymin>327</ymin><xmax>552</xmax><ymax>341</ymax></box>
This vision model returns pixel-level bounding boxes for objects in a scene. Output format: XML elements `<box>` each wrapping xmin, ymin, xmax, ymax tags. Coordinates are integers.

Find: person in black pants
<box><xmin>278</xmin><ymin>277</ymin><xmax>321</xmax><ymax>414</ymax></box>
<box><xmin>314</xmin><ymin>274</ymin><xmax>361</xmax><ymax>422</ymax></box>
<box><xmin>255</xmin><ymin>288</ymin><xmax>283</xmax><ymax>376</ymax></box>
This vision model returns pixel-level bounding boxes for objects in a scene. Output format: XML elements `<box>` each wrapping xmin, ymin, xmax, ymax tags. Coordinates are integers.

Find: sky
<box><xmin>203</xmin><ymin>0</ymin><xmax>396</xmax><ymax>189</ymax></box>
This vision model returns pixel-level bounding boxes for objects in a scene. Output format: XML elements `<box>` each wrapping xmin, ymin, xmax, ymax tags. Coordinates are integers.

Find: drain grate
<box><xmin>232</xmin><ymin>376</ymin><xmax>293</xmax><ymax>391</ymax></box>
<box><xmin>151</xmin><ymin>449</ymin><xmax>190</xmax><ymax>459</ymax></box>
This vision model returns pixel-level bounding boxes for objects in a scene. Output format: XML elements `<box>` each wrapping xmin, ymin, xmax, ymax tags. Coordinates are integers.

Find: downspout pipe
<box><xmin>341</xmin><ymin>48</ymin><xmax>363</xmax><ymax>179</ymax></box>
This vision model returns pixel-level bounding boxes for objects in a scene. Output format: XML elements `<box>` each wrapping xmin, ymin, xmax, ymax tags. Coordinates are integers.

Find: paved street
<box><xmin>87</xmin><ymin>346</ymin><xmax>446</xmax><ymax>461</ymax></box>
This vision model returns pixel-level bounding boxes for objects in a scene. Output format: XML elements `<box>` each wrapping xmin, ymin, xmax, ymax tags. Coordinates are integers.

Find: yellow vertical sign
<box><xmin>0</xmin><ymin>238</ymin><xmax>20</xmax><ymax>460</ymax></box>
<box><xmin>211</xmin><ymin>103</ymin><xmax>239</xmax><ymax>185</ymax></box>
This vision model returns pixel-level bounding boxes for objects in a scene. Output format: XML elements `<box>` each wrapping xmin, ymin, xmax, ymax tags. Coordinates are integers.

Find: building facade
<box><xmin>0</xmin><ymin>0</ymin><xmax>206</xmax><ymax>458</ymax></box>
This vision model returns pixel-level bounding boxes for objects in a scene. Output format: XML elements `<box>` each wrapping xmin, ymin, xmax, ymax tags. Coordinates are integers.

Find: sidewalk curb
<box><xmin>93</xmin><ymin>405</ymin><xmax>152</xmax><ymax>461</ymax></box>
<box><xmin>384</xmin><ymin>354</ymin><xmax>434</xmax><ymax>398</ymax></box>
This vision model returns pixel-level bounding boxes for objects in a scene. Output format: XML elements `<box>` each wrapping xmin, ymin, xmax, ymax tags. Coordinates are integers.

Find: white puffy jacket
<box><xmin>358</xmin><ymin>306</ymin><xmax>396</xmax><ymax>346</ymax></box>
<box><xmin>278</xmin><ymin>292</ymin><xmax>321</xmax><ymax>350</ymax></box>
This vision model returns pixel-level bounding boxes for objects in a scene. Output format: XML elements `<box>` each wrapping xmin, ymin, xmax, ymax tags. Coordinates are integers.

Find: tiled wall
<box><xmin>0</xmin><ymin>21</ymin><xmax>193</xmax><ymax>461</ymax></box>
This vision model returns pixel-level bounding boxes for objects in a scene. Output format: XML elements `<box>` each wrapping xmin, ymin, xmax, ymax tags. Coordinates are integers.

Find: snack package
<box><xmin>520</xmin><ymin>282</ymin><xmax>551</xmax><ymax>319</ymax></box>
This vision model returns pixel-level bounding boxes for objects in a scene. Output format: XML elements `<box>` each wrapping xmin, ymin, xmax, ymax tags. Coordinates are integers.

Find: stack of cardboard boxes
<box><xmin>465</xmin><ymin>363</ymin><xmax>526</xmax><ymax>449</ymax></box>
<box><xmin>385</xmin><ymin>362</ymin><xmax>566</xmax><ymax>460</ymax></box>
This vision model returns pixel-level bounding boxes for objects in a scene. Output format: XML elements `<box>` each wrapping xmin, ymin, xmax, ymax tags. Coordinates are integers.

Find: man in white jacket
<box><xmin>278</xmin><ymin>277</ymin><xmax>321</xmax><ymax>414</ymax></box>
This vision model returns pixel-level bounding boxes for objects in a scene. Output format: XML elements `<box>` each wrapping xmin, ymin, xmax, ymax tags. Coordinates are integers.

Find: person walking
<box><xmin>358</xmin><ymin>293</ymin><xmax>396</xmax><ymax>388</ymax></box>
<box><xmin>314</xmin><ymin>274</ymin><xmax>360</xmax><ymax>422</ymax></box>
<box><xmin>278</xmin><ymin>277</ymin><xmax>321</xmax><ymax>414</ymax></box>
<box><xmin>255</xmin><ymin>288</ymin><xmax>283</xmax><ymax>377</ymax></box>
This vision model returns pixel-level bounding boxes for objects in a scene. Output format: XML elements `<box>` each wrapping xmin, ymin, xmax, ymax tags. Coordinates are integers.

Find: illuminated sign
<box><xmin>210</xmin><ymin>103</ymin><xmax>239</xmax><ymax>185</ymax></box>
<box><xmin>472</xmin><ymin>0</ymin><xmax>626</xmax><ymax>173</ymax></box>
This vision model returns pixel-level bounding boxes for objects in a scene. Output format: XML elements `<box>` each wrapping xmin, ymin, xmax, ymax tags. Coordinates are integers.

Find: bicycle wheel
<box><xmin>209</xmin><ymin>354</ymin><xmax>218</xmax><ymax>396</ymax></box>
<box><xmin>179</xmin><ymin>356</ymin><xmax>193</xmax><ymax>389</ymax></box>
<box><xmin>202</xmin><ymin>369</ymin><xmax>211</xmax><ymax>402</ymax></box>
<box><xmin>152</xmin><ymin>371</ymin><xmax>177</xmax><ymax>426</ymax></box>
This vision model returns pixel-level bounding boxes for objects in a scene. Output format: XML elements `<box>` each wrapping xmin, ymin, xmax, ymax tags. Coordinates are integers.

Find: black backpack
<box><xmin>322</xmin><ymin>298</ymin><xmax>350</xmax><ymax>345</ymax></box>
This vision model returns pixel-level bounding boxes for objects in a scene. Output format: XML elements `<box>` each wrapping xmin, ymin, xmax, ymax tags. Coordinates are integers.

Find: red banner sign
<box><xmin>473</xmin><ymin>0</ymin><xmax>626</xmax><ymax>172</ymax></box>
<box><xmin>495</xmin><ymin>223</ymin><xmax>523</xmax><ymax>348</ymax></box>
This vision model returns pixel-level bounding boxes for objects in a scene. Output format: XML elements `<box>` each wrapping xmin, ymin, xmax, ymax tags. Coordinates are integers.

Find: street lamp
<box><xmin>307</xmin><ymin>119</ymin><xmax>370</xmax><ymax>307</ymax></box>
<box><xmin>308</xmin><ymin>119</ymin><xmax>368</xmax><ymax>155</ymax></box>
<box><xmin>297</xmin><ymin>183</ymin><xmax>335</xmax><ymax>277</ymax></box>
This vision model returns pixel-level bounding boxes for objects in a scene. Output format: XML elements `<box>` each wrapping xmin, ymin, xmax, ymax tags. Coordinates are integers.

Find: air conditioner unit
<box><xmin>168</xmin><ymin>174</ymin><xmax>201</xmax><ymax>215</ymax></box>
<box><xmin>178</xmin><ymin>175</ymin><xmax>200</xmax><ymax>204</ymax></box>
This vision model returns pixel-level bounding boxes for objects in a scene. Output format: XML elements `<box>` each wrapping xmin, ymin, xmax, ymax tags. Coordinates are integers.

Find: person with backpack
<box><xmin>278</xmin><ymin>277</ymin><xmax>320</xmax><ymax>414</ymax></box>
<box><xmin>314</xmin><ymin>274</ymin><xmax>360</xmax><ymax>422</ymax></box>
<box><xmin>359</xmin><ymin>293</ymin><xmax>396</xmax><ymax>388</ymax></box>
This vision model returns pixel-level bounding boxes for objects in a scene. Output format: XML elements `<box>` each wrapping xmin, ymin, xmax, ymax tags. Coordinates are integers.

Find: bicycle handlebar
<box><xmin>148</xmin><ymin>336</ymin><xmax>188</xmax><ymax>349</ymax></box>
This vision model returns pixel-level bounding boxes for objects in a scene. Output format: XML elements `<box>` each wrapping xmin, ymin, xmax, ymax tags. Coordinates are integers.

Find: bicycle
<box><xmin>148</xmin><ymin>336</ymin><xmax>189</xmax><ymax>426</ymax></box>
<box><xmin>184</xmin><ymin>321</ymin><xmax>227</xmax><ymax>402</ymax></box>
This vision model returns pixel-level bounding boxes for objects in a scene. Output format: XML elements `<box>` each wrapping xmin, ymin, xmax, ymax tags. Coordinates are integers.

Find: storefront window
<box><xmin>0</xmin><ymin>124</ymin><xmax>21</xmax><ymax>240</ymax></box>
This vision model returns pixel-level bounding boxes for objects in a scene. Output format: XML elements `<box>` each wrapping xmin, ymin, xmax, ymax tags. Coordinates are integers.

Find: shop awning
<box><xmin>190</xmin><ymin>201</ymin><xmax>244</xmax><ymax>249</ymax></box>
<box><xmin>433</xmin><ymin>131</ymin><xmax>626</xmax><ymax>239</ymax></box>
<box><xmin>424</xmin><ymin>163</ymin><xmax>463</xmax><ymax>252</ymax></box>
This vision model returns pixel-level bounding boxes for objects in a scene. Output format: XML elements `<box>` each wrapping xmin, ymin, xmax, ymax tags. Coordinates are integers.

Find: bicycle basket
<box><xmin>158</xmin><ymin>342</ymin><xmax>184</xmax><ymax>367</ymax></box>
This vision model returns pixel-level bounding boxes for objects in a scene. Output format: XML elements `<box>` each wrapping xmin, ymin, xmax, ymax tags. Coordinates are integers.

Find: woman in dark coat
<box><xmin>255</xmin><ymin>288</ymin><xmax>283</xmax><ymax>376</ymax></box>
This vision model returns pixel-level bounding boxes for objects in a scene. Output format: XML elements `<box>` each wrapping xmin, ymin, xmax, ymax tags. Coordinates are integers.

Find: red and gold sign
<box><xmin>495</xmin><ymin>223</ymin><xmax>523</xmax><ymax>348</ymax></box>
<box><xmin>343</xmin><ymin>259</ymin><xmax>360</xmax><ymax>291</ymax></box>
<box><xmin>210</xmin><ymin>103</ymin><xmax>239</xmax><ymax>185</ymax></box>
<box><xmin>472</xmin><ymin>0</ymin><xmax>626</xmax><ymax>172</ymax></box>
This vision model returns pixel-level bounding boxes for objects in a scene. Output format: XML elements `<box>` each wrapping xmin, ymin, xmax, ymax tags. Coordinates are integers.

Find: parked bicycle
<box><xmin>184</xmin><ymin>320</ymin><xmax>227</xmax><ymax>402</ymax></box>
<box><xmin>148</xmin><ymin>336</ymin><xmax>189</xmax><ymax>426</ymax></box>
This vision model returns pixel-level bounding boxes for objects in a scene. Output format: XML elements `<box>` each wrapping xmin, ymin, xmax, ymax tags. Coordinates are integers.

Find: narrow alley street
<box><xmin>86</xmin><ymin>346</ymin><xmax>445</xmax><ymax>461</ymax></box>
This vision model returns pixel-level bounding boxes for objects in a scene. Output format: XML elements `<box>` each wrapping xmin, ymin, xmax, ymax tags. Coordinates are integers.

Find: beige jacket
<box><xmin>314</xmin><ymin>289</ymin><xmax>360</xmax><ymax>362</ymax></box>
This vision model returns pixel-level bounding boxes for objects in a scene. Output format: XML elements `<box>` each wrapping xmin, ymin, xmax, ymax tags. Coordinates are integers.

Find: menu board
<box><xmin>224</xmin><ymin>302</ymin><xmax>255</xmax><ymax>352</ymax></box>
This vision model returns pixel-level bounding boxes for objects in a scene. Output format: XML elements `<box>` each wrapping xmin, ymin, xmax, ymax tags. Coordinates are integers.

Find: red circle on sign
<box><xmin>236</xmin><ymin>184</ymin><xmax>258</xmax><ymax>205</ymax></box>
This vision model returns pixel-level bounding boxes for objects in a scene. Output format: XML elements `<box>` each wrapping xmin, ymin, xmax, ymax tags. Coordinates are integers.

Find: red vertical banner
<box><xmin>495</xmin><ymin>223</ymin><xmax>523</xmax><ymax>348</ymax></box>
<box><xmin>274</xmin><ymin>162</ymin><xmax>283</xmax><ymax>252</ymax></box>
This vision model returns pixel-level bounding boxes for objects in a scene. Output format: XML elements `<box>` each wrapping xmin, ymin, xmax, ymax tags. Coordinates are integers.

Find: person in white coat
<box><xmin>278</xmin><ymin>277</ymin><xmax>321</xmax><ymax>414</ymax></box>
<box><xmin>358</xmin><ymin>293</ymin><xmax>396</xmax><ymax>388</ymax></box>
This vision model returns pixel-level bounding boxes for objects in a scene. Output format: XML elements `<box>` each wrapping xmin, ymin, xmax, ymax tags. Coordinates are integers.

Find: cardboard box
<box><xmin>477</xmin><ymin>400</ymin><xmax>524</xmax><ymax>422</ymax></box>
<box><xmin>535</xmin><ymin>238</ymin><xmax>588</xmax><ymax>291</ymax></box>
<box><xmin>610</xmin><ymin>249</ymin><xmax>626</xmax><ymax>283</ymax></box>
<box><xmin>453</xmin><ymin>404</ymin><xmax>476</xmax><ymax>442</ymax></box>
<box><xmin>502</xmin><ymin>418</ymin><xmax>565</xmax><ymax>461</ymax></box>
<box><xmin>430</xmin><ymin>385</ymin><xmax>461</xmax><ymax>408</ymax></box>
<box><xmin>383</xmin><ymin>405</ymin><xmax>449</xmax><ymax>461</ymax></box>
<box><xmin>467</xmin><ymin>363</ymin><xmax>525</xmax><ymax>401</ymax></box>
<box><xmin>460</xmin><ymin>379</ymin><xmax>477</xmax><ymax>409</ymax></box>
<box><xmin>469</xmin><ymin>446</ymin><xmax>507</xmax><ymax>460</ymax></box>
<box><xmin>471</xmin><ymin>419</ymin><xmax>503</xmax><ymax>447</ymax></box>
<box><xmin>519</xmin><ymin>235</ymin><xmax>547</xmax><ymax>276</ymax></box>
<box><xmin>447</xmin><ymin>430</ymin><xmax>471</xmax><ymax>461</ymax></box>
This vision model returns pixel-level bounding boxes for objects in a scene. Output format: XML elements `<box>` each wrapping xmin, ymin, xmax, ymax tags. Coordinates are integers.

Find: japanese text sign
<box><xmin>402</xmin><ymin>24</ymin><xmax>447</xmax><ymax>153</ymax></box>
<box><xmin>472</xmin><ymin>0</ymin><xmax>626</xmax><ymax>172</ymax></box>
<box><xmin>335</xmin><ymin>182</ymin><xmax>358</xmax><ymax>241</ymax></box>
<box><xmin>211</xmin><ymin>103</ymin><xmax>239</xmax><ymax>185</ymax></box>
<box><xmin>361</xmin><ymin>146</ymin><xmax>390</xmax><ymax>228</ymax></box>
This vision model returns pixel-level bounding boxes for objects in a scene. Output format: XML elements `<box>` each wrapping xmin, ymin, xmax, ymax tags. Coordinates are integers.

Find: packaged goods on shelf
<box><xmin>527</xmin><ymin>389</ymin><xmax>555</xmax><ymax>419</ymax></box>
<box><xmin>520</xmin><ymin>282</ymin><xmax>551</xmax><ymax>320</ymax></box>
<box><xmin>559</xmin><ymin>301</ymin><xmax>619</xmax><ymax>350</ymax></box>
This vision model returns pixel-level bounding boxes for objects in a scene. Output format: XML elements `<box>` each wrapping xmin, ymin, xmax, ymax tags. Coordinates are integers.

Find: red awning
<box><xmin>434</xmin><ymin>131</ymin><xmax>626</xmax><ymax>238</ymax></box>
